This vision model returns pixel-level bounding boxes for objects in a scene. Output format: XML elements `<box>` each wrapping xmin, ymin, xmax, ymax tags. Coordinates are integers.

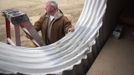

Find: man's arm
<box><xmin>34</xmin><ymin>15</ymin><xmax>45</xmax><ymax>31</ymax></box>
<box><xmin>64</xmin><ymin>16</ymin><xmax>74</xmax><ymax>33</ymax></box>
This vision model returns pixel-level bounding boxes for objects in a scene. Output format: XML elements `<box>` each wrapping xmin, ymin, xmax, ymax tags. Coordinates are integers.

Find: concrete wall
<box><xmin>119</xmin><ymin>0</ymin><xmax>134</xmax><ymax>26</ymax></box>
<box><xmin>98</xmin><ymin>0</ymin><xmax>128</xmax><ymax>49</ymax></box>
<box><xmin>90</xmin><ymin>0</ymin><xmax>128</xmax><ymax>69</ymax></box>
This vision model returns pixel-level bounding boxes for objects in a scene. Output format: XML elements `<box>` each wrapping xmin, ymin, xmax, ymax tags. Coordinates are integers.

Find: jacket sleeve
<box><xmin>34</xmin><ymin>15</ymin><xmax>45</xmax><ymax>31</ymax></box>
<box><xmin>63</xmin><ymin>16</ymin><xmax>73</xmax><ymax>34</ymax></box>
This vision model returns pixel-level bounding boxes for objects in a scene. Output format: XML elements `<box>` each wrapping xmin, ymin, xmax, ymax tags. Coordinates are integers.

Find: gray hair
<box><xmin>47</xmin><ymin>0</ymin><xmax>58</xmax><ymax>10</ymax></box>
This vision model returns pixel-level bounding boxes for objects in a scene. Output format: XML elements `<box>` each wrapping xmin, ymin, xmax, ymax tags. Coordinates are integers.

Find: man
<box><xmin>34</xmin><ymin>1</ymin><xmax>74</xmax><ymax>45</ymax></box>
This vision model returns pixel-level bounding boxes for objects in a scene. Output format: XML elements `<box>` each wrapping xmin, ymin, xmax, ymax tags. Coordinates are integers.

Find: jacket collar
<box><xmin>45</xmin><ymin>9</ymin><xmax>63</xmax><ymax>20</ymax></box>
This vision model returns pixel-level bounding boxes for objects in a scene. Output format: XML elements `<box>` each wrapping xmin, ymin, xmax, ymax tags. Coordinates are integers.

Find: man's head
<box><xmin>45</xmin><ymin>0</ymin><xmax>58</xmax><ymax>15</ymax></box>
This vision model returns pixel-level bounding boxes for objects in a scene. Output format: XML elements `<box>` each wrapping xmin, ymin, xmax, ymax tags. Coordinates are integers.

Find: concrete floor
<box><xmin>87</xmin><ymin>26</ymin><xmax>134</xmax><ymax>75</ymax></box>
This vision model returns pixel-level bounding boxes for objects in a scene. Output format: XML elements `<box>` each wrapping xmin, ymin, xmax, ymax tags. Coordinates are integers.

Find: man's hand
<box><xmin>68</xmin><ymin>27</ymin><xmax>75</xmax><ymax>32</ymax></box>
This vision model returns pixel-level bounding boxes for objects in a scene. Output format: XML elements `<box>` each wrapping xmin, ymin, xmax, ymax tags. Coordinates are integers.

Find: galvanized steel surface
<box><xmin>0</xmin><ymin>0</ymin><xmax>107</xmax><ymax>75</ymax></box>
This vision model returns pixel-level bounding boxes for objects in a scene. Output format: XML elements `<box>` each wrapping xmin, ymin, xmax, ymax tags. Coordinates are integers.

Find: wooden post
<box><xmin>14</xmin><ymin>25</ymin><xmax>21</xmax><ymax>46</ymax></box>
<box><xmin>5</xmin><ymin>18</ymin><xmax>11</xmax><ymax>44</ymax></box>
